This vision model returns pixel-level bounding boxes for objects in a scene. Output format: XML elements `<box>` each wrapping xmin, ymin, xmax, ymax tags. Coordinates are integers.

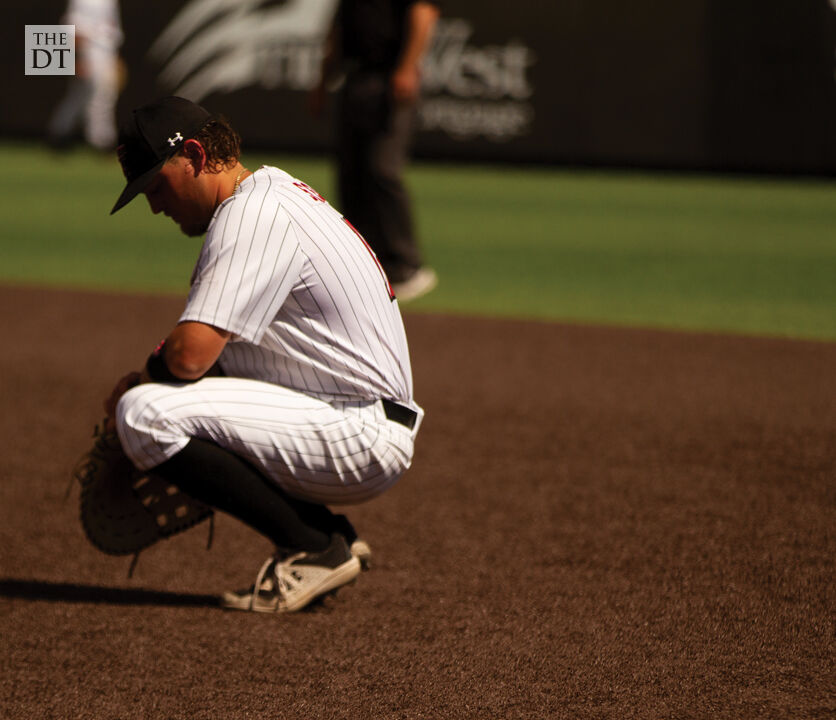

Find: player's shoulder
<box><xmin>236</xmin><ymin>165</ymin><xmax>292</xmax><ymax>196</ymax></box>
<box><xmin>212</xmin><ymin>166</ymin><xmax>288</xmax><ymax>219</ymax></box>
<box><xmin>216</xmin><ymin>166</ymin><xmax>334</xmax><ymax>230</ymax></box>
<box><xmin>205</xmin><ymin>167</ymin><xmax>285</xmax><ymax>239</ymax></box>
<box><xmin>253</xmin><ymin>165</ymin><xmax>294</xmax><ymax>184</ymax></box>
<box><xmin>241</xmin><ymin>165</ymin><xmax>322</xmax><ymax>205</ymax></box>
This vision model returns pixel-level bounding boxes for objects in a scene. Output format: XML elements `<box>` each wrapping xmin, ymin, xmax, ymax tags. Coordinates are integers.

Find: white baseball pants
<box><xmin>115</xmin><ymin>378</ymin><xmax>422</xmax><ymax>506</ymax></box>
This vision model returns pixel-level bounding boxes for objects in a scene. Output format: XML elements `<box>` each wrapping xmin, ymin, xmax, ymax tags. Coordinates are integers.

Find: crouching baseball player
<box><xmin>81</xmin><ymin>96</ymin><xmax>423</xmax><ymax>614</ymax></box>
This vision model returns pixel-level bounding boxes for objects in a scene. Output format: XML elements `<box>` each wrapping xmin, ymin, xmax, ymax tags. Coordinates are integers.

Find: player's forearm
<box><xmin>146</xmin><ymin>322</ymin><xmax>231</xmax><ymax>381</ymax></box>
<box><xmin>160</xmin><ymin>341</ymin><xmax>214</xmax><ymax>380</ymax></box>
<box><xmin>397</xmin><ymin>2</ymin><xmax>439</xmax><ymax>73</ymax></box>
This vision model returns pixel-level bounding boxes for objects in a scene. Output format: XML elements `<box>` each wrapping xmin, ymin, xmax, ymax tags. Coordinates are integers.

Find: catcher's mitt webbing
<box><xmin>71</xmin><ymin>424</ymin><xmax>214</xmax><ymax>566</ymax></box>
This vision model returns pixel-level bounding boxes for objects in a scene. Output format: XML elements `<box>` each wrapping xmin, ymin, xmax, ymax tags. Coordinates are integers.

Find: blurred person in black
<box><xmin>311</xmin><ymin>0</ymin><xmax>440</xmax><ymax>302</ymax></box>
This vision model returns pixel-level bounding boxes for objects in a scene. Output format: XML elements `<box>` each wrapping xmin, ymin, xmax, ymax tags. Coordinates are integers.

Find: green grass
<box><xmin>408</xmin><ymin>165</ymin><xmax>836</xmax><ymax>339</ymax></box>
<box><xmin>1</xmin><ymin>141</ymin><xmax>835</xmax><ymax>339</ymax></box>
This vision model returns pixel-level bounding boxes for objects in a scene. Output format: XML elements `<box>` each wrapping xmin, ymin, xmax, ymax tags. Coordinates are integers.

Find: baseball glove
<box><xmin>71</xmin><ymin>423</ymin><xmax>214</xmax><ymax>559</ymax></box>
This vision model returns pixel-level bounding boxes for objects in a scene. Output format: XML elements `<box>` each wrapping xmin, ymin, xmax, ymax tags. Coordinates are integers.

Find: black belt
<box><xmin>381</xmin><ymin>399</ymin><xmax>418</xmax><ymax>430</ymax></box>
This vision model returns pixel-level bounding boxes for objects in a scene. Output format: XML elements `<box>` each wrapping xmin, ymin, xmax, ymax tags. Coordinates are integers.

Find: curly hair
<box><xmin>178</xmin><ymin>115</ymin><xmax>242</xmax><ymax>173</ymax></box>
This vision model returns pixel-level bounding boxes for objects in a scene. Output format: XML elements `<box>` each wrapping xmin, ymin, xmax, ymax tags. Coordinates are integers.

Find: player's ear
<box><xmin>181</xmin><ymin>139</ymin><xmax>207</xmax><ymax>176</ymax></box>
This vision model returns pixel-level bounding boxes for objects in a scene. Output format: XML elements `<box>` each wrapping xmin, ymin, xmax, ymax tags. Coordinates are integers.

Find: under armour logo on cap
<box><xmin>111</xmin><ymin>97</ymin><xmax>211</xmax><ymax>215</ymax></box>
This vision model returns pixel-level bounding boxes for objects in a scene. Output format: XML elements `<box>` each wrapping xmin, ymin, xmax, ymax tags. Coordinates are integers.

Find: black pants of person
<box><xmin>336</xmin><ymin>69</ymin><xmax>423</xmax><ymax>284</ymax></box>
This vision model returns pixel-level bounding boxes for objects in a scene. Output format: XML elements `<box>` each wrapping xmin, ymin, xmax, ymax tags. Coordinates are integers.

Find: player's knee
<box><xmin>115</xmin><ymin>384</ymin><xmax>160</xmax><ymax>436</ymax></box>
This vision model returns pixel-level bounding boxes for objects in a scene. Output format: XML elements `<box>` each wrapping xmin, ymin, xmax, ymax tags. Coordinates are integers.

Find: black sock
<box><xmin>333</xmin><ymin>514</ymin><xmax>358</xmax><ymax>545</ymax></box>
<box><xmin>151</xmin><ymin>438</ymin><xmax>334</xmax><ymax>552</ymax></box>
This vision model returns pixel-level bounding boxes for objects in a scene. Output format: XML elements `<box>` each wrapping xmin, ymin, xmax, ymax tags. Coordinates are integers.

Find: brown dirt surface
<box><xmin>0</xmin><ymin>284</ymin><xmax>833</xmax><ymax>720</ymax></box>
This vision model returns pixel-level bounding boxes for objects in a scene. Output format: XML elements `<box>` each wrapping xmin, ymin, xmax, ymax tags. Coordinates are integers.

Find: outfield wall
<box><xmin>6</xmin><ymin>0</ymin><xmax>836</xmax><ymax>173</ymax></box>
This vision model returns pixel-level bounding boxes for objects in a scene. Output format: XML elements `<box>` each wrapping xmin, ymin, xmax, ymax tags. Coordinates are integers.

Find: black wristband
<box><xmin>145</xmin><ymin>341</ymin><xmax>189</xmax><ymax>383</ymax></box>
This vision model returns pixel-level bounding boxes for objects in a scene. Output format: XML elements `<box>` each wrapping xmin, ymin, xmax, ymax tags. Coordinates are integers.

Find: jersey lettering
<box><xmin>293</xmin><ymin>181</ymin><xmax>326</xmax><ymax>203</ymax></box>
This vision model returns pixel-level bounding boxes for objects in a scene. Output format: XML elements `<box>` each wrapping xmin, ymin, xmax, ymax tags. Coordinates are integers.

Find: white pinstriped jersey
<box><xmin>178</xmin><ymin>166</ymin><xmax>415</xmax><ymax>407</ymax></box>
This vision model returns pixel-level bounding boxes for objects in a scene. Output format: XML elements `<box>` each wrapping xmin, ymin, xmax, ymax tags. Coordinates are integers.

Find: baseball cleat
<box><xmin>221</xmin><ymin>534</ymin><xmax>360</xmax><ymax>613</ymax></box>
<box><xmin>350</xmin><ymin>539</ymin><xmax>372</xmax><ymax>570</ymax></box>
<box><xmin>391</xmin><ymin>267</ymin><xmax>438</xmax><ymax>302</ymax></box>
<box><xmin>333</xmin><ymin>513</ymin><xmax>371</xmax><ymax>570</ymax></box>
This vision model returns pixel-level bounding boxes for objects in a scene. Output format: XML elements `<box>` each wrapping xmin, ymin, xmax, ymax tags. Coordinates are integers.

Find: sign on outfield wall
<box><xmin>5</xmin><ymin>0</ymin><xmax>836</xmax><ymax>172</ymax></box>
<box><xmin>133</xmin><ymin>0</ymin><xmax>548</xmax><ymax>162</ymax></box>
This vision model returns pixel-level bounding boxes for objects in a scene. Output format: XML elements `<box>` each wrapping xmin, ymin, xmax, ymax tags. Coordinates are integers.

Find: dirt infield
<box><xmin>0</xmin><ymin>284</ymin><xmax>833</xmax><ymax>720</ymax></box>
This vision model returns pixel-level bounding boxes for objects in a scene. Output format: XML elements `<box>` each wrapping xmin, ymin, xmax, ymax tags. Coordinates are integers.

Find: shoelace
<box><xmin>249</xmin><ymin>552</ymin><xmax>306</xmax><ymax>611</ymax></box>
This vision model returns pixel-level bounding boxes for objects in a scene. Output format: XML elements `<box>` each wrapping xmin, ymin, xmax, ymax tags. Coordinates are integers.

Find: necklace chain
<box><xmin>233</xmin><ymin>169</ymin><xmax>246</xmax><ymax>193</ymax></box>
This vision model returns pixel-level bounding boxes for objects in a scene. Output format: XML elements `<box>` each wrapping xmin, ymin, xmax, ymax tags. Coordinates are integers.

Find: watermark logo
<box><xmin>25</xmin><ymin>25</ymin><xmax>75</xmax><ymax>75</ymax></box>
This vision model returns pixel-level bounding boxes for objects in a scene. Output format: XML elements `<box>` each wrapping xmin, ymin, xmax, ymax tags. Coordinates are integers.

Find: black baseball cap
<box><xmin>110</xmin><ymin>96</ymin><xmax>212</xmax><ymax>214</ymax></box>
